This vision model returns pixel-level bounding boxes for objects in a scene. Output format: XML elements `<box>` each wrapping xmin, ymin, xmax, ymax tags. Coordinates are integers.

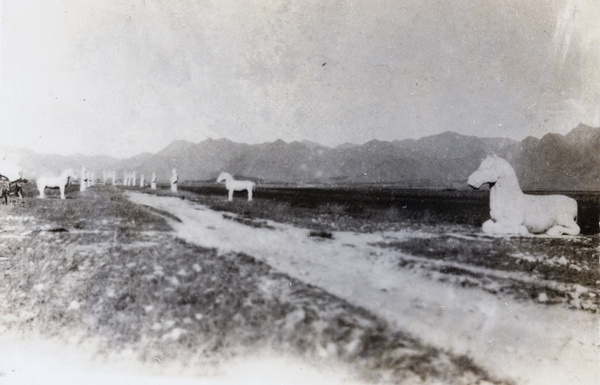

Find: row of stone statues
<box><xmin>79</xmin><ymin>167</ymin><xmax>178</xmax><ymax>192</ymax></box>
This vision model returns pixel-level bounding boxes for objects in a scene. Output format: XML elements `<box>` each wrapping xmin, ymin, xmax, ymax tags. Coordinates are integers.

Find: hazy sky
<box><xmin>1</xmin><ymin>0</ymin><xmax>599</xmax><ymax>157</ymax></box>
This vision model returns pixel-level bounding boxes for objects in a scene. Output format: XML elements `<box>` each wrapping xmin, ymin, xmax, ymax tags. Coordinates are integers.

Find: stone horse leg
<box><xmin>482</xmin><ymin>219</ymin><xmax>529</xmax><ymax>235</ymax></box>
<box><xmin>36</xmin><ymin>180</ymin><xmax>46</xmax><ymax>198</ymax></box>
<box><xmin>546</xmin><ymin>214</ymin><xmax>580</xmax><ymax>236</ymax></box>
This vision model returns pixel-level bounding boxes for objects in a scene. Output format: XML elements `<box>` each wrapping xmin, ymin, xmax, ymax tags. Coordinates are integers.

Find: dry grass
<box><xmin>378</xmin><ymin>234</ymin><xmax>599</xmax><ymax>311</ymax></box>
<box><xmin>169</xmin><ymin>184</ymin><xmax>599</xmax><ymax>313</ymax></box>
<box><xmin>0</xmin><ymin>185</ymin><xmax>509</xmax><ymax>384</ymax></box>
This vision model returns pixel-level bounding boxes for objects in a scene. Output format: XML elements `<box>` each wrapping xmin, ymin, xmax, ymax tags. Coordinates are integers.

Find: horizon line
<box><xmin>2</xmin><ymin>123</ymin><xmax>596</xmax><ymax>160</ymax></box>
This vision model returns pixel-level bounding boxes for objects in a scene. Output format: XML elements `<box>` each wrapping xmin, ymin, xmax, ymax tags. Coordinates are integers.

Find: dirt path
<box><xmin>127</xmin><ymin>192</ymin><xmax>600</xmax><ymax>385</ymax></box>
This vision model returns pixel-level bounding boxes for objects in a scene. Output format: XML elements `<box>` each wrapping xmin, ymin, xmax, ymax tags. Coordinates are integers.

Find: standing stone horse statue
<box><xmin>468</xmin><ymin>156</ymin><xmax>580</xmax><ymax>236</ymax></box>
<box><xmin>37</xmin><ymin>169</ymin><xmax>76</xmax><ymax>200</ymax></box>
<box><xmin>216</xmin><ymin>172</ymin><xmax>255</xmax><ymax>201</ymax></box>
<box><xmin>102</xmin><ymin>170</ymin><xmax>116</xmax><ymax>185</ymax></box>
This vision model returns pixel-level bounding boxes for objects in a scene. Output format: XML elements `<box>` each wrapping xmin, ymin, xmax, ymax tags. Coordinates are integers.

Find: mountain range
<box><xmin>2</xmin><ymin>124</ymin><xmax>599</xmax><ymax>190</ymax></box>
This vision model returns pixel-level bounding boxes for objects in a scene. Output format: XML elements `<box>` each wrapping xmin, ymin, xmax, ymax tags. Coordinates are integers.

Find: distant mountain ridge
<box><xmin>3</xmin><ymin>124</ymin><xmax>599</xmax><ymax>190</ymax></box>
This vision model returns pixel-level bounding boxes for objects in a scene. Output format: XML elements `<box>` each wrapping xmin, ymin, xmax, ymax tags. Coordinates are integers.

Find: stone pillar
<box><xmin>170</xmin><ymin>168</ymin><xmax>178</xmax><ymax>192</ymax></box>
<box><xmin>151</xmin><ymin>172</ymin><xmax>157</xmax><ymax>190</ymax></box>
<box><xmin>80</xmin><ymin>166</ymin><xmax>86</xmax><ymax>192</ymax></box>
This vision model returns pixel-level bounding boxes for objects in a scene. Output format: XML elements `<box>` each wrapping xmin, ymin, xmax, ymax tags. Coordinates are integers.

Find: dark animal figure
<box><xmin>0</xmin><ymin>180</ymin><xmax>25</xmax><ymax>205</ymax></box>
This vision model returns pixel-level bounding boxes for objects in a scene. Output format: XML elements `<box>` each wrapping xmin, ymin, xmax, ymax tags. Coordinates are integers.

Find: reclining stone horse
<box><xmin>468</xmin><ymin>155</ymin><xmax>580</xmax><ymax>236</ymax></box>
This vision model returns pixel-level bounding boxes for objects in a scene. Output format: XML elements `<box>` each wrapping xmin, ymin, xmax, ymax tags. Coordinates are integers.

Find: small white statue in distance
<box><xmin>104</xmin><ymin>170</ymin><xmax>117</xmax><ymax>185</ymax></box>
<box><xmin>102</xmin><ymin>170</ymin><xmax>110</xmax><ymax>185</ymax></box>
<box><xmin>123</xmin><ymin>171</ymin><xmax>136</xmax><ymax>186</ymax></box>
<box><xmin>170</xmin><ymin>168</ymin><xmax>178</xmax><ymax>192</ymax></box>
<box><xmin>468</xmin><ymin>155</ymin><xmax>580</xmax><ymax>236</ymax></box>
<box><xmin>216</xmin><ymin>172</ymin><xmax>255</xmax><ymax>201</ymax></box>
<box><xmin>151</xmin><ymin>172</ymin><xmax>157</xmax><ymax>190</ymax></box>
<box><xmin>37</xmin><ymin>169</ymin><xmax>76</xmax><ymax>200</ymax></box>
<box><xmin>140</xmin><ymin>174</ymin><xmax>145</xmax><ymax>188</ymax></box>
<box><xmin>80</xmin><ymin>166</ymin><xmax>87</xmax><ymax>192</ymax></box>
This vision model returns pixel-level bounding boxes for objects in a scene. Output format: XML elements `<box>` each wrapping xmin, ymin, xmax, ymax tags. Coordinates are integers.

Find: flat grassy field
<box><xmin>179</xmin><ymin>185</ymin><xmax>600</xmax><ymax>235</ymax></box>
<box><xmin>177</xmin><ymin>184</ymin><xmax>600</xmax><ymax>312</ymax></box>
<box><xmin>0</xmin><ymin>184</ymin><xmax>512</xmax><ymax>384</ymax></box>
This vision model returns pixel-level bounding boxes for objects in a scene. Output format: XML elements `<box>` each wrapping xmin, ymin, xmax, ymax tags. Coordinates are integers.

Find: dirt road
<box><xmin>127</xmin><ymin>191</ymin><xmax>600</xmax><ymax>385</ymax></box>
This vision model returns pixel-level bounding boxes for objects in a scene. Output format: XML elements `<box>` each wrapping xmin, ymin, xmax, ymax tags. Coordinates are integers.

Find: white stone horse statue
<box><xmin>217</xmin><ymin>172</ymin><xmax>255</xmax><ymax>201</ymax></box>
<box><xmin>468</xmin><ymin>156</ymin><xmax>580</xmax><ymax>236</ymax></box>
<box><xmin>37</xmin><ymin>169</ymin><xmax>76</xmax><ymax>200</ymax></box>
<box><xmin>102</xmin><ymin>170</ymin><xmax>116</xmax><ymax>185</ymax></box>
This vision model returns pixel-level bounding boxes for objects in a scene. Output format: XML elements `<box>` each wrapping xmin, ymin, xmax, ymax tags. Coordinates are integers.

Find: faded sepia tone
<box><xmin>0</xmin><ymin>1</ymin><xmax>598</xmax><ymax>385</ymax></box>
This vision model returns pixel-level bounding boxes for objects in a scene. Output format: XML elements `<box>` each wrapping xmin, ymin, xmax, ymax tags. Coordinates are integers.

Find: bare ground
<box><xmin>0</xmin><ymin>185</ymin><xmax>515</xmax><ymax>384</ymax></box>
<box><xmin>127</xmin><ymin>189</ymin><xmax>599</xmax><ymax>385</ymax></box>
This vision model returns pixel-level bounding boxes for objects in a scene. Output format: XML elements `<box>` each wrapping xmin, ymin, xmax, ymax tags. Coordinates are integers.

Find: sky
<box><xmin>1</xmin><ymin>0</ymin><xmax>599</xmax><ymax>158</ymax></box>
